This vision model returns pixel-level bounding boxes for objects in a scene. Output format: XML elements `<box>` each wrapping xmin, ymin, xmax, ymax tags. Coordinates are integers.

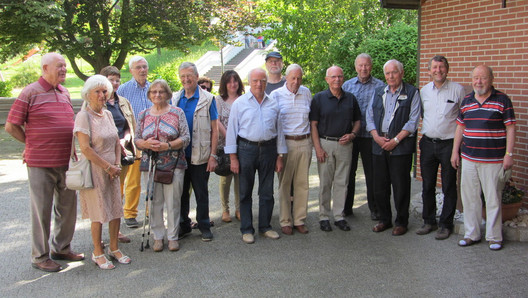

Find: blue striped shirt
<box><xmin>117</xmin><ymin>79</ymin><xmax>151</xmax><ymax>119</ymax></box>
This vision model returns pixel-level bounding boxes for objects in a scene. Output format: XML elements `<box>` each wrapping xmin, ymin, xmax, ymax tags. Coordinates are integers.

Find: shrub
<box><xmin>10</xmin><ymin>61</ymin><xmax>41</xmax><ymax>87</ymax></box>
<box><xmin>149</xmin><ymin>63</ymin><xmax>182</xmax><ymax>92</ymax></box>
<box><xmin>0</xmin><ymin>80</ymin><xmax>12</xmax><ymax>97</ymax></box>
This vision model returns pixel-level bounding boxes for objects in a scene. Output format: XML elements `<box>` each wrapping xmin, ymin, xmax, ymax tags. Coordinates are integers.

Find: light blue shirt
<box><xmin>117</xmin><ymin>79</ymin><xmax>151</xmax><ymax>120</ymax></box>
<box><xmin>342</xmin><ymin>76</ymin><xmax>385</xmax><ymax>138</ymax></box>
<box><xmin>225</xmin><ymin>91</ymin><xmax>287</xmax><ymax>154</ymax></box>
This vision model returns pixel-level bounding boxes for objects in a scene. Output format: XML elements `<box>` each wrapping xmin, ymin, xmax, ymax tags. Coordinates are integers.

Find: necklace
<box><xmin>87</xmin><ymin>104</ymin><xmax>104</xmax><ymax>117</ymax></box>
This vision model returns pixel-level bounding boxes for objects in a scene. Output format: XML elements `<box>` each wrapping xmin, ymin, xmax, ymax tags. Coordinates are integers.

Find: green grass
<box><xmin>1</xmin><ymin>41</ymin><xmax>218</xmax><ymax>99</ymax></box>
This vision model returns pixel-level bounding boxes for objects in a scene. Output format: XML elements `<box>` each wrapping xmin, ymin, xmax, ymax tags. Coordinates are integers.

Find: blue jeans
<box><xmin>180</xmin><ymin>159</ymin><xmax>211</xmax><ymax>232</ymax></box>
<box><xmin>237</xmin><ymin>140</ymin><xmax>277</xmax><ymax>234</ymax></box>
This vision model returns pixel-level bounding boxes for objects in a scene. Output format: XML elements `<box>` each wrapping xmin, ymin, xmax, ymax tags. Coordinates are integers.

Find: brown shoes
<box><xmin>392</xmin><ymin>226</ymin><xmax>408</xmax><ymax>236</ymax></box>
<box><xmin>222</xmin><ymin>211</ymin><xmax>232</xmax><ymax>223</ymax></box>
<box><xmin>416</xmin><ymin>224</ymin><xmax>438</xmax><ymax>235</ymax></box>
<box><xmin>118</xmin><ymin>232</ymin><xmax>131</xmax><ymax>243</ymax></box>
<box><xmin>32</xmin><ymin>259</ymin><xmax>62</xmax><ymax>272</ymax></box>
<box><xmin>50</xmin><ymin>251</ymin><xmax>85</xmax><ymax>261</ymax></box>
<box><xmin>294</xmin><ymin>225</ymin><xmax>309</xmax><ymax>234</ymax></box>
<box><xmin>235</xmin><ymin>210</ymin><xmax>241</xmax><ymax>221</ymax></box>
<box><xmin>281</xmin><ymin>226</ymin><xmax>293</xmax><ymax>235</ymax></box>
<box><xmin>372</xmin><ymin>222</ymin><xmax>393</xmax><ymax>232</ymax></box>
<box><xmin>153</xmin><ymin>240</ymin><xmax>164</xmax><ymax>252</ymax></box>
<box><xmin>168</xmin><ymin>240</ymin><xmax>180</xmax><ymax>251</ymax></box>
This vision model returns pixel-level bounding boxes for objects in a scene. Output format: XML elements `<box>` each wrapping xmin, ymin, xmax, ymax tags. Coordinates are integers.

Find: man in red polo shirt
<box><xmin>5</xmin><ymin>52</ymin><xmax>84</xmax><ymax>272</ymax></box>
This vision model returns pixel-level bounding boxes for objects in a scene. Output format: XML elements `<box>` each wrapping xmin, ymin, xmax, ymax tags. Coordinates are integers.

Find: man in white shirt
<box><xmin>417</xmin><ymin>55</ymin><xmax>465</xmax><ymax>239</ymax></box>
<box><xmin>270</xmin><ymin>64</ymin><xmax>312</xmax><ymax>235</ymax></box>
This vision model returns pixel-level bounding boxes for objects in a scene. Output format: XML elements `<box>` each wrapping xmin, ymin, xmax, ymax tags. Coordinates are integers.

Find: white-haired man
<box><xmin>225</xmin><ymin>68</ymin><xmax>287</xmax><ymax>244</ymax></box>
<box><xmin>270</xmin><ymin>64</ymin><xmax>312</xmax><ymax>235</ymax></box>
<box><xmin>366</xmin><ymin>59</ymin><xmax>421</xmax><ymax>236</ymax></box>
<box><xmin>117</xmin><ymin>56</ymin><xmax>151</xmax><ymax>229</ymax></box>
<box><xmin>6</xmin><ymin>52</ymin><xmax>84</xmax><ymax>272</ymax></box>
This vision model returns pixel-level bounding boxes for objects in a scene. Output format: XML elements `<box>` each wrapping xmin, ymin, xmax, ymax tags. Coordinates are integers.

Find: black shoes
<box><xmin>334</xmin><ymin>220</ymin><xmax>351</xmax><ymax>231</ymax></box>
<box><xmin>319</xmin><ymin>220</ymin><xmax>332</xmax><ymax>232</ymax></box>
<box><xmin>201</xmin><ymin>229</ymin><xmax>213</xmax><ymax>242</ymax></box>
<box><xmin>178</xmin><ymin>225</ymin><xmax>192</xmax><ymax>239</ymax></box>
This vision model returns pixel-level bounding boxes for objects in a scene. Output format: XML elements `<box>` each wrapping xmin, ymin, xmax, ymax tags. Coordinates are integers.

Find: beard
<box><xmin>474</xmin><ymin>86</ymin><xmax>489</xmax><ymax>96</ymax></box>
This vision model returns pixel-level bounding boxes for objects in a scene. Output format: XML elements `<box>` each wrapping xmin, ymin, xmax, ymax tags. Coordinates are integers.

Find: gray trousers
<box><xmin>28</xmin><ymin>166</ymin><xmax>77</xmax><ymax>263</ymax></box>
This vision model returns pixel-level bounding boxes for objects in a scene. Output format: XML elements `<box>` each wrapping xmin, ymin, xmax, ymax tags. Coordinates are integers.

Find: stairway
<box><xmin>204</xmin><ymin>48</ymin><xmax>255</xmax><ymax>85</ymax></box>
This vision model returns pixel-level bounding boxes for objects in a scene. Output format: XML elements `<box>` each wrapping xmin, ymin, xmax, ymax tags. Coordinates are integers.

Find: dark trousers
<box><xmin>180</xmin><ymin>158</ymin><xmax>211</xmax><ymax>232</ymax></box>
<box><xmin>373</xmin><ymin>152</ymin><xmax>412</xmax><ymax>227</ymax></box>
<box><xmin>238</xmin><ymin>140</ymin><xmax>277</xmax><ymax>234</ymax></box>
<box><xmin>419</xmin><ymin>137</ymin><xmax>457</xmax><ymax>229</ymax></box>
<box><xmin>344</xmin><ymin>137</ymin><xmax>376</xmax><ymax>214</ymax></box>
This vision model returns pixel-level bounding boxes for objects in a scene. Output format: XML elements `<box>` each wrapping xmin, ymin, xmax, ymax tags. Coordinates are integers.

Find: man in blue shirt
<box><xmin>173</xmin><ymin>62</ymin><xmax>218</xmax><ymax>242</ymax></box>
<box><xmin>117</xmin><ymin>56</ymin><xmax>151</xmax><ymax>229</ymax></box>
<box><xmin>342</xmin><ymin>53</ymin><xmax>384</xmax><ymax>220</ymax></box>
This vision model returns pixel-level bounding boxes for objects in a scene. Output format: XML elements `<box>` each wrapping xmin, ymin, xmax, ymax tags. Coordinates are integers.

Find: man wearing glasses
<box><xmin>265</xmin><ymin>51</ymin><xmax>286</xmax><ymax>94</ymax></box>
<box><xmin>310</xmin><ymin>66</ymin><xmax>361</xmax><ymax>232</ymax></box>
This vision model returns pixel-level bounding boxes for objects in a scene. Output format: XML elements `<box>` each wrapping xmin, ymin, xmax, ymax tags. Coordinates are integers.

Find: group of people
<box><xmin>6</xmin><ymin>49</ymin><xmax>516</xmax><ymax>273</ymax></box>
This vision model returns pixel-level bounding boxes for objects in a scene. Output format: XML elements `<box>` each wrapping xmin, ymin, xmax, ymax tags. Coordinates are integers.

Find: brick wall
<box><xmin>418</xmin><ymin>0</ymin><xmax>528</xmax><ymax>190</ymax></box>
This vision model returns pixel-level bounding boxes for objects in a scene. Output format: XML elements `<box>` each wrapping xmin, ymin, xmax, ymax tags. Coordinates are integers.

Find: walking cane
<box><xmin>140</xmin><ymin>150</ymin><xmax>157</xmax><ymax>251</ymax></box>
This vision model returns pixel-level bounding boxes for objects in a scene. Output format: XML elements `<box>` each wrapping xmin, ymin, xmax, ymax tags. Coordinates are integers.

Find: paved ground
<box><xmin>1</xmin><ymin>156</ymin><xmax>528</xmax><ymax>297</ymax></box>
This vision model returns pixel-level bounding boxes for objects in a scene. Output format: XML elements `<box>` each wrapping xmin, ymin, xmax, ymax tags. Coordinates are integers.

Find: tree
<box><xmin>257</xmin><ymin>0</ymin><xmax>417</xmax><ymax>92</ymax></box>
<box><xmin>0</xmin><ymin>0</ymin><xmax>254</xmax><ymax>80</ymax></box>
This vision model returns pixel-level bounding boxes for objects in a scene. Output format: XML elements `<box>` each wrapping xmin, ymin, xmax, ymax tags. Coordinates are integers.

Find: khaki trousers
<box><xmin>124</xmin><ymin>159</ymin><xmax>141</xmax><ymax>219</ymax></box>
<box><xmin>317</xmin><ymin>139</ymin><xmax>353</xmax><ymax>221</ymax></box>
<box><xmin>278</xmin><ymin>138</ymin><xmax>312</xmax><ymax>227</ymax></box>
<box><xmin>219</xmin><ymin>174</ymin><xmax>240</xmax><ymax>213</ymax></box>
<box><xmin>149</xmin><ymin>169</ymin><xmax>184</xmax><ymax>241</ymax></box>
<box><xmin>28</xmin><ymin>166</ymin><xmax>77</xmax><ymax>263</ymax></box>
<box><xmin>461</xmin><ymin>159</ymin><xmax>503</xmax><ymax>242</ymax></box>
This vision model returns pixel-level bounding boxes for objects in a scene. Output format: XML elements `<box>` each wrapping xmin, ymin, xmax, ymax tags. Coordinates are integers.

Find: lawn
<box><xmin>1</xmin><ymin>41</ymin><xmax>217</xmax><ymax>99</ymax></box>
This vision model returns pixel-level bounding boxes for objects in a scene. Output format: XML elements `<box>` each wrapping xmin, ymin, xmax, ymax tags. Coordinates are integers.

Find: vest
<box><xmin>173</xmin><ymin>88</ymin><xmax>214</xmax><ymax>165</ymax></box>
<box><xmin>371</xmin><ymin>82</ymin><xmax>417</xmax><ymax>156</ymax></box>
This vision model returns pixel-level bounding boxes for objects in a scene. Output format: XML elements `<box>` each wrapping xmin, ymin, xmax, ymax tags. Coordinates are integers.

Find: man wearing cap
<box><xmin>265</xmin><ymin>51</ymin><xmax>286</xmax><ymax>94</ymax></box>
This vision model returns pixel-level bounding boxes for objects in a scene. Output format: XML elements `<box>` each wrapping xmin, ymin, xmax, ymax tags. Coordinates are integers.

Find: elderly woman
<box><xmin>216</xmin><ymin>70</ymin><xmax>245</xmax><ymax>222</ymax></box>
<box><xmin>99</xmin><ymin>66</ymin><xmax>138</xmax><ymax>243</ymax></box>
<box><xmin>75</xmin><ymin>75</ymin><xmax>131</xmax><ymax>270</ymax></box>
<box><xmin>135</xmin><ymin>79</ymin><xmax>190</xmax><ymax>252</ymax></box>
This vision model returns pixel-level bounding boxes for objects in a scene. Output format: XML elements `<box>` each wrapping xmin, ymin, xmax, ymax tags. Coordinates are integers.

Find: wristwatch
<box><xmin>210</xmin><ymin>154</ymin><xmax>219</xmax><ymax>161</ymax></box>
<box><xmin>278</xmin><ymin>154</ymin><xmax>284</xmax><ymax>158</ymax></box>
<box><xmin>506</xmin><ymin>151</ymin><xmax>513</xmax><ymax>157</ymax></box>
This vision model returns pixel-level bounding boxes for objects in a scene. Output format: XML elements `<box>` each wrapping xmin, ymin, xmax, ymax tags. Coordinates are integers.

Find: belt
<box><xmin>380</xmin><ymin>132</ymin><xmax>390</xmax><ymax>138</ymax></box>
<box><xmin>423</xmin><ymin>135</ymin><xmax>453</xmax><ymax>143</ymax></box>
<box><xmin>238</xmin><ymin>137</ymin><xmax>276</xmax><ymax>146</ymax></box>
<box><xmin>285</xmin><ymin>134</ymin><xmax>310</xmax><ymax>140</ymax></box>
<box><xmin>321</xmin><ymin>136</ymin><xmax>340</xmax><ymax>142</ymax></box>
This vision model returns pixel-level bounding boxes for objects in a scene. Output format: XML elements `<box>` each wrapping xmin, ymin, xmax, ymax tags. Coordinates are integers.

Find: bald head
<box><xmin>248</xmin><ymin>68</ymin><xmax>267</xmax><ymax>101</ymax></box>
<box><xmin>41</xmin><ymin>53</ymin><xmax>67</xmax><ymax>87</ymax></box>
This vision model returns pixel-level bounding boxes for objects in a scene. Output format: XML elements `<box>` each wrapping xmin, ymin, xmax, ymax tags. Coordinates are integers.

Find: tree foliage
<box><xmin>0</xmin><ymin>0</ymin><xmax>256</xmax><ymax>80</ymax></box>
<box><xmin>258</xmin><ymin>0</ymin><xmax>417</xmax><ymax>92</ymax></box>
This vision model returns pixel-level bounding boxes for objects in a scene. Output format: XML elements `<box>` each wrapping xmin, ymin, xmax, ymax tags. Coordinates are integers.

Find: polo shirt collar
<box><xmin>38</xmin><ymin>76</ymin><xmax>66</xmax><ymax>92</ymax></box>
<box><xmin>180</xmin><ymin>85</ymin><xmax>200</xmax><ymax>100</ymax></box>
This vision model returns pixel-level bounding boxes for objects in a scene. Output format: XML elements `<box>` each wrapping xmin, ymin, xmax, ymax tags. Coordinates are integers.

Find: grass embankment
<box><xmin>1</xmin><ymin>41</ymin><xmax>217</xmax><ymax>99</ymax></box>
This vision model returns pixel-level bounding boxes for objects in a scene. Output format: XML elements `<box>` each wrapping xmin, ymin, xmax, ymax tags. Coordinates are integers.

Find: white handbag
<box><xmin>65</xmin><ymin>112</ymin><xmax>93</xmax><ymax>190</ymax></box>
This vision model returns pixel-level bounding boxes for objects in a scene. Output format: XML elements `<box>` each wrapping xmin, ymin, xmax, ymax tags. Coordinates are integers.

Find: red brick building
<box><xmin>383</xmin><ymin>0</ymin><xmax>528</xmax><ymax>189</ymax></box>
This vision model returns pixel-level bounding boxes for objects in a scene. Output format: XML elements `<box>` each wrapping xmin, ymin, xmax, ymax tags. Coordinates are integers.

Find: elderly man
<box><xmin>342</xmin><ymin>53</ymin><xmax>385</xmax><ymax>220</ymax></box>
<box><xmin>173</xmin><ymin>62</ymin><xmax>218</xmax><ymax>242</ymax></box>
<box><xmin>265</xmin><ymin>51</ymin><xmax>286</xmax><ymax>94</ymax></box>
<box><xmin>5</xmin><ymin>53</ymin><xmax>84</xmax><ymax>272</ymax></box>
<box><xmin>366</xmin><ymin>59</ymin><xmax>421</xmax><ymax>236</ymax></box>
<box><xmin>417</xmin><ymin>56</ymin><xmax>465</xmax><ymax>240</ymax></box>
<box><xmin>225</xmin><ymin>68</ymin><xmax>287</xmax><ymax>244</ymax></box>
<box><xmin>451</xmin><ymin>65</ymin><xmax>516</xmax><ymax>251</ymax></box>
<box><xmin>310</xmin><ymin>65</ymin><xmax>361</xmax><ymax>232</ymax></box>
<box><xmin>270</xmin><ymin>64</ymin><xmax>312</xmax><ymax>235</ymax></box>
<box><xmin>117</xmin><ymin>56</ymin><xmax>151</xmax><ymax>229</ymax></box>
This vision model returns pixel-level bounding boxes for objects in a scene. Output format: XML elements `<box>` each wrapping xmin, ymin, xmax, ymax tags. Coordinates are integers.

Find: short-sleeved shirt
<box><xmin>270</xmin><ymin>84</ymin><xmax>312</xmax><ymax>136</ymax></box>
<box><xmin>309</xmin><ymin>89</ymin><xmax>361</xmax><ymax>138</ymax></box>
<box><xmin>457</xmin><ymin>87</ymin><xmax>516</xmax><ymax>163</ymax></box>
<box><xmin>6</xmin><ymin>77</ymin><xmax>74</xmax><ymax>167</ymax></box>
<box><xmin>265</xmin><ymin>77</ymin><xmax>286</xmax><ymax>95</ymax></box>
<box><xmin>342</xmin><ymin>76</ymin><xmax>385</xmax><ymax>138</ymax></box>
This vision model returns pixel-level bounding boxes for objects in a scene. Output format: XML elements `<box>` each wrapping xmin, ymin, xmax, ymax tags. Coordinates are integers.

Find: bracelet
<box><xmin>105</xmin><ymin>164</ymin><xmax>112</xmax><ymax>172</ymax></box>
<box><xmin>167</xmin><ymin>141</ymin><xmax>172</xmax><ymax>150</ymax></box>
<box><xmin>394</xmin><ymin>137</ymin><xmax>400</xmax><ymax>144</ymax></box>
<box><xmin>114</xmin><ymin>164</ymin><xmax>122</xmax><ymax>169</ymax></box>
<box><xmin>210</xmin><ymin>154</ymin><xmax>218</xmax><ymax>161</ymax></box>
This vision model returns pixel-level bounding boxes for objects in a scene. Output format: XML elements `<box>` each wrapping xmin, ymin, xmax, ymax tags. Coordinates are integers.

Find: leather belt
<box><xmin>285</xmin><ymin>134</ymin><xmax>310</xmax><ymax>140</ymax></box>
<box><xmin>321</xmin><ymin>136</ymin><xmax>340</xmax><ymax>142</ymax></box>
<box><xmin>238</xmin><ymin>137</ymin><xmax>276</xmax><ymax>146</ymax></box>
<box><xmin>423</xmin><ymin>135</ymin><xmax>453</xmax><ymax>143</ymax></box>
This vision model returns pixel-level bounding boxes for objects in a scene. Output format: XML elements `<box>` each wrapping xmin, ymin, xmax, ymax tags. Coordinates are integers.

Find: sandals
<box><xmin>107</xmin><ymin>249</ymin><xmax>132</xmax><ymax>264</ymax></box>
<box><xmin>489</xmin><ymin>241</ymin><xmax>503</xmax><ymax>251</ymax></box>
<box><xmin>91</xmin><ymin>253</ymin><xmax>115</xmax><ymax>270</ymax></box>
<box><xmin>458</xmin><ymin>238</ymin><xmax>481</xmax><ymax>247</ymax></box>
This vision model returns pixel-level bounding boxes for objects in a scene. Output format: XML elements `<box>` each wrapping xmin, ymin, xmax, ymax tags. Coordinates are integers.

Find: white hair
<box><xmin>179</xmin><ymin>62</ymin><xmax>199</xmax><ymax>76</ymax></box>
<box><xmin>355</xmin><ymin>53</ymin><xmax>373</xmax><ymax>66</ymax></box>
<box><xmin>81</xmin><ymin>75</ymin><xmax>113</xmax><ymax>102</ymax></box>
<box><xmin>247</xmin><ymin>68</ymin><xmax>268</xmax><ymax>82</ymax></box>
<box><xmin>285</xmin><ymin>64</ymin><xmax>303</xmax><ymax>76</ymax></box>
<box><xmin>128</xmin><ymin>56</ymin><xmax>148</xmax><ymax>70</ymax></box>
<box><xmin>383</xmin><ymin>59</ymin><xmax>404</xmax><ymax>73</ymax></box>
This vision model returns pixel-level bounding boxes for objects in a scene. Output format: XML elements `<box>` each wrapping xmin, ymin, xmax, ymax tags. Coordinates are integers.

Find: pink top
<box><xmin>7</xmin><ymin>77</ymin><xmax>74</xmax><ymax>167</ymax></box>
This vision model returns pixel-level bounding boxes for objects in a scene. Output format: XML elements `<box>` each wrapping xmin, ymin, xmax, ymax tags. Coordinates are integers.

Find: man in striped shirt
<box><xmin>117</xmin><ymin>56</ymin><xmax>151</xmax><ymax>228</ymax></box>
<box><xmin>6</xmin><ymin>53</ymin><xmax>84</xmax><ymax>272</ymax></box>
<box><xmin>451</xmin><ymin>65</ymin><xmax>516</xmax><ymax>251</ymax></box>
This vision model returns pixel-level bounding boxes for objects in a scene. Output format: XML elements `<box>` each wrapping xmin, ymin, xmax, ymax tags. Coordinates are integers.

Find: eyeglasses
<box><xmin>149</xmin><ymin>90</ymin><xmax>166</xmax><ymax>95</ymax></box>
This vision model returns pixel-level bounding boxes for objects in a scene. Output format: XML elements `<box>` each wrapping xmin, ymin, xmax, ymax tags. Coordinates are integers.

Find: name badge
<box><xmin>398</xmin><ymin>95</ymin><xmax>407</xmax><ymax>100</ymax></box>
